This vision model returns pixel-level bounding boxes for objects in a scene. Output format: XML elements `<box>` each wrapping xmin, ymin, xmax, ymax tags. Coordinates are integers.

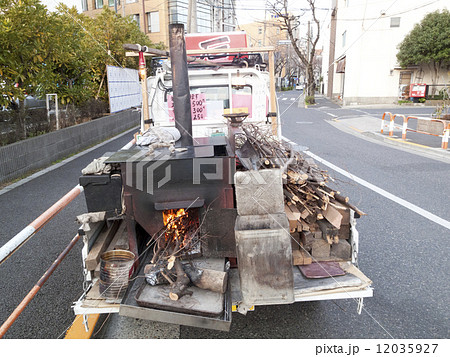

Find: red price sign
<box><xmin>167</xmin><ymin>93</ymin><xmax>207</xmax><ymax>121</ymax></box>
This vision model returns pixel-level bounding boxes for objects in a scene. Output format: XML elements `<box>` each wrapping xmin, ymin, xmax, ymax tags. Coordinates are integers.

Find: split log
<box><xmin>183</xmin><ymin>264</ymin><xmax>228</xmax><ymax>294</ymax></box>
<box><xmin>169</xmin><ymin>259</ymin><xmax>192</xmax><ymax>301</ymax></box>
<box><xmin>317</xmin><ymin>219</ymin><xmax>339</xmax><ymax>244</ymax></box>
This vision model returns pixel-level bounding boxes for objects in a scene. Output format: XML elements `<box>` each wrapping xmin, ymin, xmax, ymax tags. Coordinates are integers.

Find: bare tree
<box><xmin>268</xmin><ymin>0</ymin><xmax>320</xmax><ymax>102</ymax></box>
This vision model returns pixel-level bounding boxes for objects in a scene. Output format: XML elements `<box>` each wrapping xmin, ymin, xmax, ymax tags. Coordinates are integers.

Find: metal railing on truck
<box><xmin>0</xmin><ymin>138</ymin><xmax>135</xmax><ymax>338</ymax></box>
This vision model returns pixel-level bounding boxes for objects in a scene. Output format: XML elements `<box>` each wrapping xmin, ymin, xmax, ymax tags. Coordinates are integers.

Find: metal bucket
<box><xmin>99</xmin><ymin>249</ymin><xmax>135</xmax><ymax>301</ymax></box>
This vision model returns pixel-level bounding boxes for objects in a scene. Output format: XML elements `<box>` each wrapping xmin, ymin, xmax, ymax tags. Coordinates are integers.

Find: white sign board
<box><xmin>107</xmin><ymin>65</ymin><xmax>141</xmax><ymax>113</ymax></box>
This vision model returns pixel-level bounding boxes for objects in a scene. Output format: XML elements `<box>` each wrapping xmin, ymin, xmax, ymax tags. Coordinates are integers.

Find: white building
<box><xmin>321</xmin><ymin>0</ymin><xmax>449</xmax><ymax>106</ymax></box>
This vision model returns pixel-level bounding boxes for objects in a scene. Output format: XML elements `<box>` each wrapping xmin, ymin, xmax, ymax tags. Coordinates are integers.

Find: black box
<box><xmin>79</xmin><ymin>174</ymin><xmax>122</xmax><ymax>214</ymax></box>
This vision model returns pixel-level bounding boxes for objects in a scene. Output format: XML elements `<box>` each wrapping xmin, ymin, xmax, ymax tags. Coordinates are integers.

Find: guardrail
<box><xmin>381</xmin><ymin>112</ymin><xmax>449</xmax><ymax>149</ymax></box>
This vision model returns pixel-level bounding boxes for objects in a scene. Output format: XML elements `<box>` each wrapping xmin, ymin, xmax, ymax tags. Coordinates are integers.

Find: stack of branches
<box><xmin>145</xmin><ymin>210</ymin><xmax>227</xmax><ymax>301</ymax></box>
<box><xmin>238</xmin><ymin>123</ymin><xmax>365</xmax><ymax>243</ymax></box>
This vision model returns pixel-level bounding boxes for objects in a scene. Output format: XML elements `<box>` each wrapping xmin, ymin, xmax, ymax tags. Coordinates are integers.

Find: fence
<box><xmin>0</xmin><ymin>109</ymin><xmax>139</xmax><ymax>184</ymax></box>
<box><xmin>380</xmin><ymin>112</ymin><xmax>449</xmax><ymax>150</ymax></box>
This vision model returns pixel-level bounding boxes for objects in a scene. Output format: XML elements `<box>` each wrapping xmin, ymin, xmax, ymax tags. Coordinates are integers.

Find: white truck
<box><xmin>72</xmin><ymin>29</ymin><xmax>372</xmax><ymax>335</ymax></box>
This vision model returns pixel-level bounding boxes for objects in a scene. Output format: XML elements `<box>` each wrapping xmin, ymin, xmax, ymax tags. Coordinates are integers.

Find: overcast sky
<box><xmin>41</xmin><ymin>0</ymin><xmax>81</xmax><ymax>12</ymax></box>
<box><xmin>40</xmin><ymin>0</ymin><xmax>330</xmax><ymax>26</ymax></box>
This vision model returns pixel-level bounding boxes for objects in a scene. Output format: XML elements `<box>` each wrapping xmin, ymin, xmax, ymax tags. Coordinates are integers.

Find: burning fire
<box><xmin>163</xmin><ymin>208</ymin><xmax>186</xmax><ymax>227</ymax></box>
<box><xmin>162</xmin><ymin>209</ymin><xmax>198</xmax><ymax>249</ymax></box>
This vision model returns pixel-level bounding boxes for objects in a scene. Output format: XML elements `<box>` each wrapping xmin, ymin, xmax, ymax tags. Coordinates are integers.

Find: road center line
<box><xmin>305</xmin><ymin>150</ymin><xmax>450</xmax><ymax>231</ymax></box>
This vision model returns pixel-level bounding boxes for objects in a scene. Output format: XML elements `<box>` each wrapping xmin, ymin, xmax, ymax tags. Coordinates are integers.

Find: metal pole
<box><xmin>139</xmin><ymin>51</ymin><xmax>150</xmax><ymax>132</ymax></box>
<box><xmin>46</xmin><ymin>94</ymin><xmax>50</xmax><ymax>124</ymax></box>
<box><xmin>0</xmin><ymin>233</ymin><xmax>82</xmax><ymax>338</ymax></box>
<box><xmin>0</xmin><ymin>184</ymin><xmax>84</xmax><ymax>265</ymax></box>
<box><xmin>55</xmin><ymin>94</ymin><xmax>59</xmax><ymax>130</ymax></box>
<box><xmin>169</xmin><ymin>24</ymin><xmax>193</xmax><ymax>147</ymax></box>
<box><xmin>187</xmin><ymin>0</ymin><xmax>197</xmax><ymax>33</ymax></box>
<box><xmin>268</xmin><ymin>50</ymin><xmax>278</xmax><ymax>136</ymax></box>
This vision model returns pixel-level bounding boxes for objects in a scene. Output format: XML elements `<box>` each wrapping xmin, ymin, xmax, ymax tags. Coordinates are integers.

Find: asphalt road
<box><xmin>0</xmin><ymin>128</ymin><xmax>137</xmax><ymax>339</ymax></box>
<box><xmin>180</xmin><ymin>92</ymin><xmax>450</xmax><ymax>339</ymax></box>
<box><xmin>0</xmin><ymin>92</ymin><xmax>448</xmax><ymax>339</ymax></box>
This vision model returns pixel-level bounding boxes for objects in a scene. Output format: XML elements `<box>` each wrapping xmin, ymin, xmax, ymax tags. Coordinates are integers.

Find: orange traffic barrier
<box><xmin>381</xmin><ymin>112</ymin><xmax>395</xmax><ymax>136</ymax></box>
<box><xmin>381</xmin><ymin>113</ymin><xmax>450</xmax><ymax>150</ymax></box>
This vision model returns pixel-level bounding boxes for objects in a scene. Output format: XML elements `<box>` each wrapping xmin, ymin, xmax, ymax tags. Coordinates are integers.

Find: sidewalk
<box><xmin>311</xmin><ymin>96</ymin><xmax>450</xmax><ymax>162</ymax></box>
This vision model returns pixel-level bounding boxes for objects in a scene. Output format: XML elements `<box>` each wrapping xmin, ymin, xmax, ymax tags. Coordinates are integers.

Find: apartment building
<box><xmin>238</xmin><ymin>16</ymin><xmax>287</xmax><ymax>48</ymax></box>
<box><xmin>322</xmin><ymin>0</ymin><xmax>448</xmax><ymax>106</ymax></box>
<box><xmin>81</xmin><ymin>0</ymin><xmax>237</xmax><ymax>47</ymax></box>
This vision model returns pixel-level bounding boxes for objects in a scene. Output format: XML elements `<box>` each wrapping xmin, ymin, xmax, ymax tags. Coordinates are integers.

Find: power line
<box><xmin>334</xmin><ymin>0</ymin><xmax>441</xmax><ymax>22</ymax></box>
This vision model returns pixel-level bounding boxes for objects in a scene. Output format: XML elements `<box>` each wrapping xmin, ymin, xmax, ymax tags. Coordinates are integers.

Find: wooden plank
<box><xmin>330</xmin><ymin>201</ymin><xmax>350</xmax><ymax>225</ymax></box>
<box><xmin>284</xmin><ymin>205</ymin><xmax>299</xmax><ymax>232</ymax></box>
<box><xmin>331</xmin><ymin>239</ymin><xmax>352</xmax><ymax>260</ymax></box>
<box><xmin>338</xmin><ymin>224</ymin><xmax>350</xmax><ymax>240</ymax></box>
<box><xmin>311</xmin><ymin>238</ymin><xmax>331</xmax><ymax>259</ymax></box>
<box><xmin>292</xmin><ymin>250</ymin><xmax>312</xmax><ymax>266</ymax></box>
<box><xmin>106</xmin><ymin>220</ymin><xmax>129</xmax><ymax>251</ymax></box>
<box><xmin>323</xmin><ymin>204</ymin><xmax>343</xmax><ymax>229</ymax></box>
<box><xmin>85</xmin><ymin>221</ymin><xmax>120</xmax><ymax>271</ymax></box>
<box><xmin>288</xmin><ymin>204</ymin><xmax>301</xmax><ymax>220</ymax></box>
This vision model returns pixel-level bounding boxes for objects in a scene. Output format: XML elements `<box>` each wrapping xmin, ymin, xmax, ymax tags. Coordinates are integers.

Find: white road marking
<box><xmin>282</xmin><ymin>98</ymin><xmax>287</xmax><ymax>101</ymax></box>
<box><xmin>290</xmin><ymin>98</ymin><xmax>295</xmax><ymax>101</ymax></box>
<box><xmin>325</xmin><ymin>112</ymin><xmax>338</xmax><ymax>118</ymax></box>
<box><xmin>296</xmin><ymin>122</ymin><xmax>313</xmax><ymax>124</ymax></box>
<box><xmin>304</xmin><ymin>150</ymin><xmax>450</xmax><ymax>231</ymax></box>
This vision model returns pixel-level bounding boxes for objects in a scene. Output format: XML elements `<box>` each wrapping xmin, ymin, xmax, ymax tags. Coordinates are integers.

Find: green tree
<box><xmin>397</xmin><ymin>10</ymin><xmax>450</xmax><ymax>90</ymax></box>
<box><xmin>88</xmin><ymin>7</ymin><xmax>155</xmax><ymax>101</ymax></box>
<box><xmin>0</xmin><ymin>0</ymin><xmax>52</xmax><ymax>106</ymax></box>
<box><xmin>42</xmin><ymin>4</ymin><xmax>98</xmax><ymax>104</ymax></box>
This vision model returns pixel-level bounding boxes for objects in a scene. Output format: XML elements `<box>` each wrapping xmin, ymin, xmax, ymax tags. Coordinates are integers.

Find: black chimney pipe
<box><xmin>169</xmin><ymin>24</ymin><xmax>193</xmax><ymax>147</ymax></box>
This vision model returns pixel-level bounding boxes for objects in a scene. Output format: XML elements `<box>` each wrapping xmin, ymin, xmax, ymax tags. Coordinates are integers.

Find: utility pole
<box><xmin>187</xmin><ymin>0</ymin><xmax>197</xmax><ymax>33</ymax></box>
<box><xmin>263</xmin><ymin>6</ymin><xmax>267</xmax><ymax>46</ymax></box>
<box><xmin>142</xmin><ymin>0</ymin><xmax>147</xmax><ymax>34</ymax></box>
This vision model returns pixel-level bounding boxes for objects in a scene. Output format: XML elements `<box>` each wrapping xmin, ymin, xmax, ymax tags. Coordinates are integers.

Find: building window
<box><xmin>258</xmin><ymin>26</ymin><xmax>262</xmax><ymax>35</ymax></box>
<box><xmin>258</xmin><ymin>40</ymin><xmax>262</xmax><ymax>46</ymax></box>
<box><xmin>147</xmin><ymin>11</ymin><xmax>160</xmax><ymax>33</ymax></box>
<box><xmin>95</xmin><ymin>0</ymin><xmax>104</xmax><ymax>9</ymax></box>
<box><xmin>276</xmin><ymin>28</ymin><xmax>280</xmax><ymax>35</ymax></box>
<box><xmin>132</xmin><ymin>14</ymin><xmax>140</xmax><ymax>29</ymax></box>
<box><xmin>390</xmin><ymin>17</ymin><xmax>400</xmax><ymax>28</ymax></box>
<box><xmin>197</xmin><ymin>1</ymin><xmax>212</xmax><ymax>33</ymax></box>
<box><xmin>342</xmin><ymin>30</ymin><xmax>346</xmax><ymax>47</ymax></box>
<box><xmin>81</xmin><ymin>0</ymin><xmax>88</xmax><ymax>11</ymax></box>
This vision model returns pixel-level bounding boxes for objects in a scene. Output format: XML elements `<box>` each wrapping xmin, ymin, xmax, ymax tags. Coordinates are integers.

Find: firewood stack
<box><xmin>237</xmin><ymin>123</ymin><xmax>366</xmax><ymax>264</ymax></box>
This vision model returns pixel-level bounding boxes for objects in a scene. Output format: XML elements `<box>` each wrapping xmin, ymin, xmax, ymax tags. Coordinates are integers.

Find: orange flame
<box><xmin>163</xmin><ymin>208</ymin><xmax>186</xmax><ymax>226</ymax></box>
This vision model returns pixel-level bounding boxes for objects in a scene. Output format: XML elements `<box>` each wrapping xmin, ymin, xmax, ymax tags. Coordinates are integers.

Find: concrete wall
<box><xmin>0</xmin><ymin>110</ymin><xmax>139</xmax><ymax>184</ymax></box>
